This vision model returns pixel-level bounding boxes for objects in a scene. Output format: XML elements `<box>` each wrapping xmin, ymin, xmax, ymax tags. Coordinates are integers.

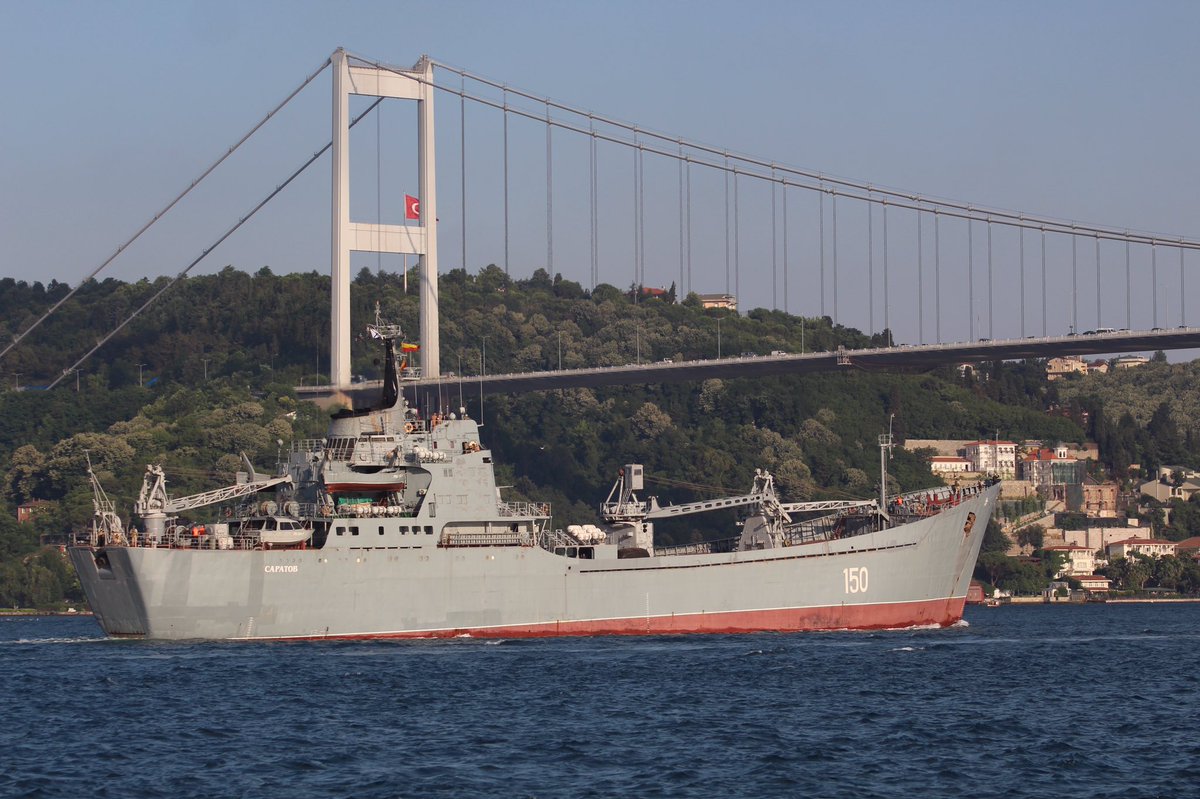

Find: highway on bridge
<box><xmin>296</xmin><ymin>328</ymin><xmax>1200</xmax><ymax>408</ymax></box>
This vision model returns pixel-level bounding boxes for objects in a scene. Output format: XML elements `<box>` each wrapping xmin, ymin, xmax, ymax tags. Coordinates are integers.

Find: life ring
<box><xmin>404</xmin><ymin>422</ymin><xmax>415</xmax><ymax>434</ymax></box>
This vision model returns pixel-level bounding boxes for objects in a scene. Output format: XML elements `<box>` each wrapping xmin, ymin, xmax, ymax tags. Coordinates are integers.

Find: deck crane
<box><xmin>135</xmin><ymin>463</ymin><xmax>291</xmax><ymax>543</ymax></box>
<box><xmin>86</xmin><ymin>453</ymin><xmax>126</xmax><ymax>547</ymax></box>
<box><xmin>601</xmin><ymin>465</ymin><xmax>880</xmax><ymax>552</ymax></box>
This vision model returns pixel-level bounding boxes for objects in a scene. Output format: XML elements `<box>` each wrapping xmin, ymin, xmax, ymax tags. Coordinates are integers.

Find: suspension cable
<box><xmin>2</xmin><ymin>54</ymin><xmax>332</xmax><ymax>365</ymax></box>
<box><xmin>417</xmin><ymin>54</ymin><xmax>1200</xmax><ymax>249</ymax></box>
<box><xmin>47</xmin><ymin>98</ymin><xmax>384</xmax><ymax>389</ymax></box>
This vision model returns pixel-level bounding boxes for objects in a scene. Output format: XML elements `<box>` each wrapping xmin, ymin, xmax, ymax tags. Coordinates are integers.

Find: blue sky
<box><xmin>2</xmin><ymin>1</ymin><xmax>1198</xmax><ymax>348</ymax></box>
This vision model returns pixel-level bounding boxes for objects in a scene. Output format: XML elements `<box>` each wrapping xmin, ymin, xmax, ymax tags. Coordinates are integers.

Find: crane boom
<box><xmin>135</xmin><ymin>464</ymin><xmax>292</xmax><ymax>517</ymax></box>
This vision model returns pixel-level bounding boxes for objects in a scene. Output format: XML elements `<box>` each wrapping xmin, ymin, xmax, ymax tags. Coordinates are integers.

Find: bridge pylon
<box><xmin>330</xmin><ymin>48</ymin><xmax>439</xmax><ymax>387</ymax></box>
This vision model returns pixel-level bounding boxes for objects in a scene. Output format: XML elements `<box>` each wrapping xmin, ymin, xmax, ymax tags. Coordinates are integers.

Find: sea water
<box><xmin>2</xmin><ymin>604</ymin><xmax>1198</xmax><ymax>798</ymax></box>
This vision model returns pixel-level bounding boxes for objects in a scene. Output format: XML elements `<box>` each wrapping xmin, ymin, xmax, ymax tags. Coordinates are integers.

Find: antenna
<box><xmin>878</xmin><ymin>413</ymin><xmax>895</xmax><ymax>518</ymax></box>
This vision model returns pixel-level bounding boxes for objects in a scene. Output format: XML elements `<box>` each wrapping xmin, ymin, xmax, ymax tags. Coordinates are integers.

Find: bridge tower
<box><xmin>330</xmin><ymin>48</ymin><xmax>439</xmax><ymax>388</ymax></box>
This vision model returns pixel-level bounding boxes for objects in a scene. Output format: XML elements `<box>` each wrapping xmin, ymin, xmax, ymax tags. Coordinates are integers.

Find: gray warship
<box><xmin>69</xmin><ymin>321</ymin><xmax>1000</xmax><ymax>640</ymax></box>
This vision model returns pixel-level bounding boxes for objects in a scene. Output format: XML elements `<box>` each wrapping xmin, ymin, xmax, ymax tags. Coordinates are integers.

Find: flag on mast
<box><xmin>405</xmin><ymin>195</ymin><xmax>421</xmax><ymax>220</ymax></box>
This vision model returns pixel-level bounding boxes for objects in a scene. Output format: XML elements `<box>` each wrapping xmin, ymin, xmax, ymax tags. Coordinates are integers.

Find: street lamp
<box><xmin>201</xmin><ymin>357</ymin><xmax>210</xmax><ymax>382</ymax></box>
<box><xmin>557</xmin><ymin>331</ymin><xmax>563</xmax><ymax>370</ymax></box>
<box><xmin>138</xmin><ymin>363</ymin><xmax>146</xmax><ymax>387</ymax></box>
<box><xmin>716</xmin><ymin>317</ymin><xmax>722</xmax><ymax>359</ymax></box>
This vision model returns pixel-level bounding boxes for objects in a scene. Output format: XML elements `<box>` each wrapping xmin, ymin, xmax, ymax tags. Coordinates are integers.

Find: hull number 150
<box><xmin>842</xmin><ymin>567</ymin><xmax>869</xmax><ymax>594</ymax></box>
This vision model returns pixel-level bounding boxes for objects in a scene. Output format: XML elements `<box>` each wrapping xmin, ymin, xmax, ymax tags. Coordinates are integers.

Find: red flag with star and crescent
<box><xmin>405</xmin><ymin>194</ymin><xmax>420</xmax><ymax>220</ymax></box>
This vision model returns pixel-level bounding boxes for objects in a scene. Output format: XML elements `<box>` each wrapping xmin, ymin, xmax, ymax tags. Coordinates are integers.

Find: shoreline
<box><xmin>0</xmin><ymin>610</ymin><xmax>94</xmax><ymax>617</ymax></box>
<box><xmin>974</xmin><ymin>597</ymin><xmax>1200</xmax><ymax>606</ymax></box>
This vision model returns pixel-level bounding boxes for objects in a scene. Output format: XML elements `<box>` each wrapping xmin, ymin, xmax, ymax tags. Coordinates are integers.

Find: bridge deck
<box><xmin>296</xmin><ymin>328</ymin><xmax>1200</xmax><ymax>406</ymax></box>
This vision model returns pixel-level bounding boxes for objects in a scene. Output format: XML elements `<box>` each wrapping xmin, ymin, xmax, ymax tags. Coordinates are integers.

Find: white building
<box><xmin>929</xmin><ymin>456</ymin><xmax>972</xmax><ymax>475</ymax></box>
<box><xmin>964</xmin><ymin>440</ymin><xmax>1018</xmax><ymax>479</ymax></box>
<box><xmin>1043</xmin><ymin>545</ymin><xmax>1096</xmax><ymax>577</ymax></box>
<box><xmin>1106</xmin><ymin>538</ymin><xmax>1177</xmax><ymax>560</ymax></box>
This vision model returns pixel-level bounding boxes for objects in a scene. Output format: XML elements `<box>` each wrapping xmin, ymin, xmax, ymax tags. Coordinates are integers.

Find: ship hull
<box><xmin>69</xmin><ymin>485</ymin><xmax>997</xmax><ymax>641</ymax></box>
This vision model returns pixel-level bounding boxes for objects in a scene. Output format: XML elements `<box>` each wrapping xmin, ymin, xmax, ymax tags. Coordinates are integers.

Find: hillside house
<box><xmin>1105</xmin><ymin>537</ymin><xmax>1177</xmax><ymax>560</ymax></box>
<box><xmin>964</xmin><ymin>440</ymin><xmax>1017</xmax><ymax>479</ymax></box>
<box><xmin>1043</xmin><ymin>545</ymin><xmax>1096</xmax><ymax>577</ymax></box>
<box><xmin>697</xmin><ymin>293</ymin><xmax>737</xmax><ymax>312</ymax></box>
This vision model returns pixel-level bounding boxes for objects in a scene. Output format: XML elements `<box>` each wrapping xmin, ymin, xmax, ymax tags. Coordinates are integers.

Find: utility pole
<box><xmin>138</xmin><ymin>363</ymin><xmax>146</xmax><ymax>387</ymax></box>
<box><xmin>201</xmin><ymin>357</ymin><xmax>210</xmax><ymax>382</ymax></box>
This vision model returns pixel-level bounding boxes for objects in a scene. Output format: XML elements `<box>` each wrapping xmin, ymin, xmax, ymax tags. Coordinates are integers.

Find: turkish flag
<box><xmin>405</xmin><ymin>194</ymin><xmax>420</xmax><ymax>220</ymax></box>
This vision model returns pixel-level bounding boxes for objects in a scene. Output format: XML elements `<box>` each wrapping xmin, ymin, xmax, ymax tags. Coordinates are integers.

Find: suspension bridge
<box><xmin>6</xmin><ymin>48</ymin><xmax>1200</xmax><ymax>397</ymax></box>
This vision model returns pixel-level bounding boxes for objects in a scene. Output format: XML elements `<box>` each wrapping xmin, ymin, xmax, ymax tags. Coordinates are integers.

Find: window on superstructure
<box><xmin>336</xmin><ymin>527</ymin><xmax>345</xmax><ymax>536</ymax></box>
<box><xmin>350</xmin><ymin>526</ymin><xmax>360</xmax><ymax>536</ymax></box>
<box><xmin>378</xmin><ymin>526</ymin><xmax>384</xmax><ymax>535</ymax></box>
<box><xmin>425</xmin><ymin>526</ymin><xmax>433</xmax><ymax>534</ymax></box>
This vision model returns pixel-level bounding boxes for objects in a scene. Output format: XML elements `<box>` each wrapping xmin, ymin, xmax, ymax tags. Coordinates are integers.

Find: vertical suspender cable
<box><xmin>987</xmin><ymin>219</ymin><xmax>993</xmax><ymax>340</ymax></box>
<box><xmin>1152</xmin><ymin>242</ymin><xmax>1158</xmax><ymax>329</ymax></box>
<box><xmin>589</xmin><ymin>115</ymin><xmax>597</xmax><ymax>289</ymax></box>
<box><xmin>503</xmin><ymin>88</ymin><xmax>510</xmax><ymax>276</ymax></box>
<box><xmin>831</xmin><ymin>191</ymin><xmax>838</xmax><ymax>325</ymax></box>
<box><xmin>679</xmin><ymin>141</ymin><xmax>685</xmax><ymax>298</ymax></box>
<box><xmin>917</xmin><ymin>204</ymin><xmax>924</xmax><ymax>344</ymax></box>
<box><xmin>777</xmin><ymin>178</ymin><xmax>787</xmax><ymax>311</ymax></box>
<box><xmin>770</xmin><ymin>168</ymin><xmax>777</xmax><ymax>309</ymax></box>
<box><xmin>376</xmin><ymin>98</ymin><xmax>382</xmax><ymax>274</ymax></box>
<box><xmin>724</xmin><ymin>154</ymin><xmax>731</xmax><ymax>296</ymax></box>
<box><xmin>1020</xmin><ymin>226</ymin><xmax>1026</xmax><ymax>337</ymax></box>
<box><xmin>968</xmin><ymin>218</ymin><xmax>975</xmax><ymax>341</ymax></box>
<box><xmin>639</xmin><ymin>145</ymin><xmax>645</xmax><ymax>289</ymax></box>
<box><xmin>686</xmin><ymin>159</ymin><xmax>692</xmax><ymax>296</ymax></box>
<box><xmin>634</xmin><ymin>135</ymin><xmax>641</xmax><ymax>298</ymax></box>
<box><xmin>1125</xmin><ymin>239</ymin><xmax>1132</xmax><ymax>329</ymax></box>
<box><xmin>545</xmin><ymin>100</ymin><xmax>553</xmax><ymax>274</ymax></box>
<box><xmin>868</xmin><ymin>195</ymin><xmax>874</xmax><ymax>336</ymax></box>
<box><xmin>461</xmin><ymin>75</ymin><xmax>467</xmax><ymax>271</ymax></box>
<box><xmin>734</xmin><ymin>169</ymin><xmax>741</xmax><ymax>307</ymax></box>
<box><xmin>1041</xmin><ymin>228</ymin><xmax>1048</xmax><ymax>336</ymax></box>
<box><xmin>1096</xmin><ymin>236</ymin><xmax>1102</xmax><ymax>327</ymax></box>
<box><xmin>819</xmin><ymin>187</ymin><xmax>825</xmax><ymax>319</ymax></box>
<box><xmin>883</xmin><ymin>199</ymin><xmax>890</xmax><ymax>341</ymax></box>
<box><xmin>935</xmin><ymin>210</ymin><xmax>941</xmax><ymax>344</ymax></box>
<box><xmin>1071</xmin><ymin>233</ymin><xmax>1077</xmax><ymax>335</ymax></box>
<box><xmin>1181</xmin><ymin>244</ymin><xmax>1187</xmax><ymax>326</ymax></box>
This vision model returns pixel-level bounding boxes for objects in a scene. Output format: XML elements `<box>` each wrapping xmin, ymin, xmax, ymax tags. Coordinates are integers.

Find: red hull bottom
<box><xmin>273</xmin><ymin>596</ymin><xmax>968</xmax><ymax>641</ymax></box>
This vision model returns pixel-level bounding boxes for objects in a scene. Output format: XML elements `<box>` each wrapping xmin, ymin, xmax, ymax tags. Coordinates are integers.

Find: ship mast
<box><xmin>878</xmin><ymin>414</ymin><xmax>894</xmax><ymax>521</ymax></box>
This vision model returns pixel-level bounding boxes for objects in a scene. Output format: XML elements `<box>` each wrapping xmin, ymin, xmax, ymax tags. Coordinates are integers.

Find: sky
<box><xmin>2</xmin><ymin>0</ymin><xmax>1199</xmax><ymax>353</ymax></box>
